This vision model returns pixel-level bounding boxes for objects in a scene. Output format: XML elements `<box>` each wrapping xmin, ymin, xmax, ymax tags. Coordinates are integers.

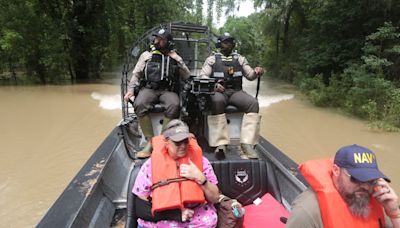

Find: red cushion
<box><xmin>243</xmin><ymin>193</ymin><xmax>289</xmax><ymax>228</ymax></box>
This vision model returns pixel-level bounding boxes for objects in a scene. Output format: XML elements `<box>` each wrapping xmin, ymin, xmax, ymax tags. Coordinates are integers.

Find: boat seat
<box><xmin>204</xmin><ymin>105</ymin><xmax>243</xmax><ymax>145</ymax></box>
<box><xmin>225</xmin><ymin>104</ymin><xmax>240</xmax><ymax>113</ymax></box>
<box><xmin>148</xmin><ymin>103</ymin><xmax>165</xmax><ymax>113</ymax></box>
<box><xmin>211</xmin><ymin>160</ymin><xmax>282</xmax><ymax>206</ymax></box>
<box><xmin>148</xmin><ymin>104</ymin><xmax>165</xmax><ymax>136</ymax></box>
<box><xmin>126</xmin><ymin>161</ymin><xmax>146</xmax><ymax>228</ymax></box>
<box><xmin>126</xmin><ymin>159</ymin><xmax>281</xmax><ymax>227</ymax></box>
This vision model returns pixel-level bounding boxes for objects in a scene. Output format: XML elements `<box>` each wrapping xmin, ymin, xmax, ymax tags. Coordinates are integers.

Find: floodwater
<box><xmin>0</xmin><ymin>77</ymin><xmax>399</xmax><ymax>227</ymax></box>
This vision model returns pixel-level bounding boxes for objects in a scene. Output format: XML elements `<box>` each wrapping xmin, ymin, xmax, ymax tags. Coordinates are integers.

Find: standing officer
<box><xmin>200</xmin><ymin>32</ymin><xmax>264</xmax><ymax>159</ymax></box>
<box><xmin>124</xmin><ymin>28</ymin><xmax>191</xmax><ymax>158</ymax></box>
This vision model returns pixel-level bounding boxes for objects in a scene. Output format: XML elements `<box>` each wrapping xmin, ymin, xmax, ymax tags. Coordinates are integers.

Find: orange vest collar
<box><xmin>150</xmin><ymin>135</ymin><xmax>205</xmax><ymax>214</ymax></box>
<box><xmin>300</xmin><ymin>159</ymin><xmax>385</xmax><ymax>228</ymax></box>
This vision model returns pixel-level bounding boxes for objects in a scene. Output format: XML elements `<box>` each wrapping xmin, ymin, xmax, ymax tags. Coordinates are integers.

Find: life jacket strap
<box><xmin>151</xmin><ymin>177</ymin><xmax>189</xmax><ymax>190</ymax></box>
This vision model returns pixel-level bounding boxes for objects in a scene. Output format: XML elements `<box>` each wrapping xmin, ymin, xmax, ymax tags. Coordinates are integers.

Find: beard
<box><xmin>220</xmin><ymin>47</ymin><xmax>233</xmax><ymax>56</ymax></box>
<box><xmin>337</xmin><ymin>178</ymin><xmax>372</xmax><ymax>218</ymax></box>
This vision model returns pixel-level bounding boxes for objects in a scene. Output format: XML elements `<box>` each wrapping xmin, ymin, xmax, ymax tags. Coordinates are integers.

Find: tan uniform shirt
<box><xmin>199</xmin><ymin>54</ymin><xmax>259</xmax><ymax>81</ymax></box>
<box><xmin>128</xmin><ymin>51</ymin><xmax>190</xmax><ymax>93</ymax></box>
<box><xmin>286</xmin><ymin>188</ymin><xmax>393</xmax><ymax>228</ymax></box>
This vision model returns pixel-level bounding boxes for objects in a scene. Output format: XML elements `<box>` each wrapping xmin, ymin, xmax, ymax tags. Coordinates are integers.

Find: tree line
<box><xmin>0</xmin><ymin>0</ymin><xmax>215</xmax><ymax>83</ymax></box>
<box><xmin>1</xmin><ymin>0</ymin><xmax>399</xmax><ymax>129</ymax></box>
<box><xmin>223</xmin><ymin>0</ymin><xmax>400</xmax><ymax>130</ymax></box>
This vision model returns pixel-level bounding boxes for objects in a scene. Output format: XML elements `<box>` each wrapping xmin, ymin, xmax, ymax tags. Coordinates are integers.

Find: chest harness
<box><xmin>144</xmin><ymin>50</ymin><xmax>179</xmax><ymax>91</ymax></box>
<box><xmin>211</xmin><ymin>53</ymin><xmax>243</xmax><ymax>90</ymax></box>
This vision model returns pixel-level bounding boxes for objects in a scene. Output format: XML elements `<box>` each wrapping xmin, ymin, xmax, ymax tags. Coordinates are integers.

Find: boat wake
<box><xmin>258</xmin><ymin>94</ymin><xmax>294</xmax><ymax>108</ymax></box>
<box><xmin>90</xmin><ymin>92</ymin><xmax>294</xmax><ymax>110</ymax></box>
<box><xmin>91</xmin><ymin>92</ymin><xmax>121</xmax><ymax>110</ymax></box>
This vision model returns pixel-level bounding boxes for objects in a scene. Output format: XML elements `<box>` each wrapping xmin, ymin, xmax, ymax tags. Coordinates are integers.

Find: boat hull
<box><xmin>37</xmin><ymin>124</ymin><xmax>307</xmax><ymax>228</ymax></box>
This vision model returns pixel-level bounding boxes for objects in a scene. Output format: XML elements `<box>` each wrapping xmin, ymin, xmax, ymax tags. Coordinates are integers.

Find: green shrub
<box><xmin>383</xmin><ymin>88</ymin><xmax>400</xmax><ymax>127</ymax></box>
<box><xmin>362</xmin><ymin>100</ymin><xmax>379</xmax><ymax>121</ymax></box>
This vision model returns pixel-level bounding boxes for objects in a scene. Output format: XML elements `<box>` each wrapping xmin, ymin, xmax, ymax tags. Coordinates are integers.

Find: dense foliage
<box><xmin>226</xmin><ymin>0</ymin><xmax>400</xmax><ymax>130</ymax></box>
<box><xmin>0</xmin><ymin>0</ymin><xmax>205</xmax><ymax>83</ymax></box>
<box><xmin>1</xmin><ymin>0</ymin><xmax>399</xmax><ymax>129</ymax></box>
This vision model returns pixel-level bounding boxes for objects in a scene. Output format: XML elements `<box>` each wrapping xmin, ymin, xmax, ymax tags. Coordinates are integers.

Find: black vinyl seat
<box><xmin>126</xmin><ymin>161</ymin><xmax>146</xmax><ymax>228</ymax></box>
<box><xmin>125</xmin><ymin>159</ymin><xmax>281</xmax><ymax>227</ymax></box>
<box><xmin>149</xmin><ymin>104</ymin><xmax>165</xmax><ymax>113</ymax></box>
<box><xmin>225</xmin><ymin>105</ymin><xmax>240</xmax><ymax>113</ymax></box>
<box><xmin>211</xmin><ymin>160</ymin><xmax>281</xmax><ymax>206</ymax></box>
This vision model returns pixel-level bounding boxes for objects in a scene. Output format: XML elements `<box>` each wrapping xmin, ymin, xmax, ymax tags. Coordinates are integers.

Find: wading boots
<box><xmin>136</xmin><ymin>115</ymin><xmax>154</xmax><ymax>158</ymax></box>
<box><xmin>240</xmin><ymin>113</ymin><xmax>261</xmax><ymax>159</ymax></box>
<box><xmin>207</xmin><ymin>113</ymin><xmax>229</xmax><ymax>160</ymax></box>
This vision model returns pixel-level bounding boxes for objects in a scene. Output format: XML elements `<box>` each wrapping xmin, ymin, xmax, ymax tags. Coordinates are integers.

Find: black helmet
<box><xmin>216</xmin><ymin>32</ymin><xmax>235</xmax><ymax>48</ymax></box>
<box><xmin>218</xmin><ymin>32</ymin><xmax>235</xmax><ymax>42</ymax></box>
<box><xmin>153</xmin><ymin>28</ymin><xmax>173</xmax><ymax>42</ymax></box>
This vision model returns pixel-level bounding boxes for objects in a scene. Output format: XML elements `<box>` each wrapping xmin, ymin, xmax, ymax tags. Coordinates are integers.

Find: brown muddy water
<box><xmin>0</xmin><ymin>78</ymin><xmax>399</xmax><ymax>227</ymax></box>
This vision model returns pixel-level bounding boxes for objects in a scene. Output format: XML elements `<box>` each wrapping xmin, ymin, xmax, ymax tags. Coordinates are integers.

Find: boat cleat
<box><xmin>215</xmin><ymin>145</ymin><xmax>227</xmax><ymax>160</ymax></box>
<box><xmin>240</xmin><ymin>143</ymin><xmax>259</xmax><ymax>159</ymax></box>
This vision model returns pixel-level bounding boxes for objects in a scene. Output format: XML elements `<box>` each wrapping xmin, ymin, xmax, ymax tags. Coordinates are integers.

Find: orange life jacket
<box><xmin>151</xmin><ymin>135</ymin><xmax>205</xmax><ymax>214</ymax></box>
<box><xmin>299</xmin><ymin>159</ymin><xmax>385</xmax><ymax>228</ymax></box>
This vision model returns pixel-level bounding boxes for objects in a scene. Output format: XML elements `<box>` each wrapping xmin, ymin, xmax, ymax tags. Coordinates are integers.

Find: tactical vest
<box><xmin>144</xmin><ymin>50</ymin><xmax>179</xmax><ymax>91</ymax></box>
<box><xmin>212</xmin><ymin>53</ymin><xmax>243</xmax><ymax>90</ymax></box>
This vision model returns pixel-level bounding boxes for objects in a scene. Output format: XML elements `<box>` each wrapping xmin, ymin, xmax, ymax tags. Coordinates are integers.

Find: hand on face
<box><xmin>168</xmin><ymin>51</ymin><xmax>180</xmax><ymax>61</ymax></box>
<box><xmin>179</xmin><ymin>159</ymin><xmax>205</xmax><ymax>184</ymax></box>
<box><xmin>372</xmin><ymin>178</ymin><xmax>399</xmax><ymax>216</ymax></box>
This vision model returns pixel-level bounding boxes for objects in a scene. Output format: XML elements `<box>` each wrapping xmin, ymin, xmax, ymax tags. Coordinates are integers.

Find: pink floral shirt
<box><xmin>132</xmin><ymin>157</ymin><xmax>218</xmax><ymax>228</ymax></box>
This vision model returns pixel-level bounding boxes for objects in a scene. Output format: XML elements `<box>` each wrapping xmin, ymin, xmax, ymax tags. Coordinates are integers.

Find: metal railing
<box><xmin>121</xmin><ymin>22</ymin><xmax>218</xmax><ymax>121</ymax></box>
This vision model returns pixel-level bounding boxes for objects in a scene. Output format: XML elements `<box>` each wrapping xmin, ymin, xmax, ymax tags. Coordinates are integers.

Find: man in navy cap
<box><xmin>123</xmin><ymin>28</ymin><xmax>190</xmax><ymax>158</ymax></box>
<box><xmin>286</xmin><ymin>144</ymin><xmax>400</xmax><ymax>228</ymax></box>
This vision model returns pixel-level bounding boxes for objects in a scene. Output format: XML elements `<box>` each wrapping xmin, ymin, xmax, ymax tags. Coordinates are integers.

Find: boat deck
<box><xmin>109</xmin><ymin>142</ymin><xmax>246</xmax><ymax>227</ymax></box>
<box><xmin>37</xmin><ymin>21</ymin><xmax>308</xmax><ymax>228</ymax></box>
<box><xmin>197</xmin><ymin>136</ymin><xmax>246</xmax><ymax>161</ymax></box>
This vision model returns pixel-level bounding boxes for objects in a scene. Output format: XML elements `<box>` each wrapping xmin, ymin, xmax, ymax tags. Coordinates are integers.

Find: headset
<box><xmin>153</xmin><ymin>28</ymin><xmax>175</xmax><ymax>51</ymax></box>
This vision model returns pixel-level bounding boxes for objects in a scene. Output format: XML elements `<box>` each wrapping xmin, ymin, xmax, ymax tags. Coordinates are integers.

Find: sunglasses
<box><xmin>341</xmin><ymin>168</ymin><xmax>375</xmax><ymax>185</ymax></box>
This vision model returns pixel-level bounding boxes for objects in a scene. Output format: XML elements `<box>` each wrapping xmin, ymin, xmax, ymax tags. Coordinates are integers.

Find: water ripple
<box><xmin>258</xmin><ymin>94</ymin><xmax>294</xmax><ymax>108</ymax></box>
<box><xmin>91</xmin><ymin>92</ymin><xmax>121</xmax><ymax>110</ymax></box>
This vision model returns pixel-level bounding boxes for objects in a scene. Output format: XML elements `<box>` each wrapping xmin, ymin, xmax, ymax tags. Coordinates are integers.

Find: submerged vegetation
<box><xmin>1</xmin><ymin>0</ymin><xmax>399</xmax><ymax>130</ymax></box>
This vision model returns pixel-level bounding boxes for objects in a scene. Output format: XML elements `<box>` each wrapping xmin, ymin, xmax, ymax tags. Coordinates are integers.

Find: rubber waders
<box><xmin>207</xmin><ymin>113</ymin><xmax>229</xmax><ymax>160</ymax></box>
<box><xmin>136</xmin><ymin>115</ymin><xmax>154</xmax><ymax>158</ymax></box>
<box><xmin>240</xmin><ymin>113</ymin><xmax>261</xmax><ymax>159</ymax></box>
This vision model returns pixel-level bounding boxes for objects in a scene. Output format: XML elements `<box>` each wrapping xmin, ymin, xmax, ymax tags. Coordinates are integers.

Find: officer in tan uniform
<box><xmin>124</xmin><ymin>28</ymin><xmax>190</xmax><ymax>158</ymax></box>
<box><xmin>200</xmin><ymin>33</ymin><xmax>264</xmax><ymax>159</ymax></box>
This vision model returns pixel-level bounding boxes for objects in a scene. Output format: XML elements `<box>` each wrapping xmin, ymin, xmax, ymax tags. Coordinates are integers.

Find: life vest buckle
<box><xmin>158</xmin><ymin>179</ymin><xmax>169</xmax><ymax>186</ymax></box>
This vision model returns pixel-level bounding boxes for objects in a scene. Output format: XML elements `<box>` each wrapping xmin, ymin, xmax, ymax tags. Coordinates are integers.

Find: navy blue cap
<box><xmin>334</xmin><ymin>144</ymin><xmax>390</xmax><ymax>182</ymax></box>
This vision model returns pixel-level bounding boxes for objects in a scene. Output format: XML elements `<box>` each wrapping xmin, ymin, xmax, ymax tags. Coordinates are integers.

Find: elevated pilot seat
<box><xmin>147</xmin><ymin>104</ymin><xmax>166</xmax><ymax>136</ymax></box>
<box><xmin>190</xmin><ymin>77</ymin><xmax>245</xmax><ymax>145</ymax></box>
<box><xmin>204</xmin><ymin>105</ymin><xmax>243</xmax><ymax>145</ymax></box>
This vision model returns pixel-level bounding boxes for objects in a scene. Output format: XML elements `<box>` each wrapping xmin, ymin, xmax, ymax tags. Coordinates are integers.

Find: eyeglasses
<box><xmin>173</xmin><ymin>139</ymin><xmax>189</xmax><ymax>146</ymax></box>
<box><xmin>341</xmin><ymin>168</ymin><xmax>375</xmax><ymax>185</ymax></box>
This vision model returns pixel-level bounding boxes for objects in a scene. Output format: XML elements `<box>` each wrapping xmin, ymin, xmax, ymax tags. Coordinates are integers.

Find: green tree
<box><xmin>0</xmin><ymin>0</ymin><xmax>205</xmax><ymax>83</ymax></box>
<box><xmin>223</xmin><ymin>14</ymin><xmax>265</xmax><ymax>66</ymax></box>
